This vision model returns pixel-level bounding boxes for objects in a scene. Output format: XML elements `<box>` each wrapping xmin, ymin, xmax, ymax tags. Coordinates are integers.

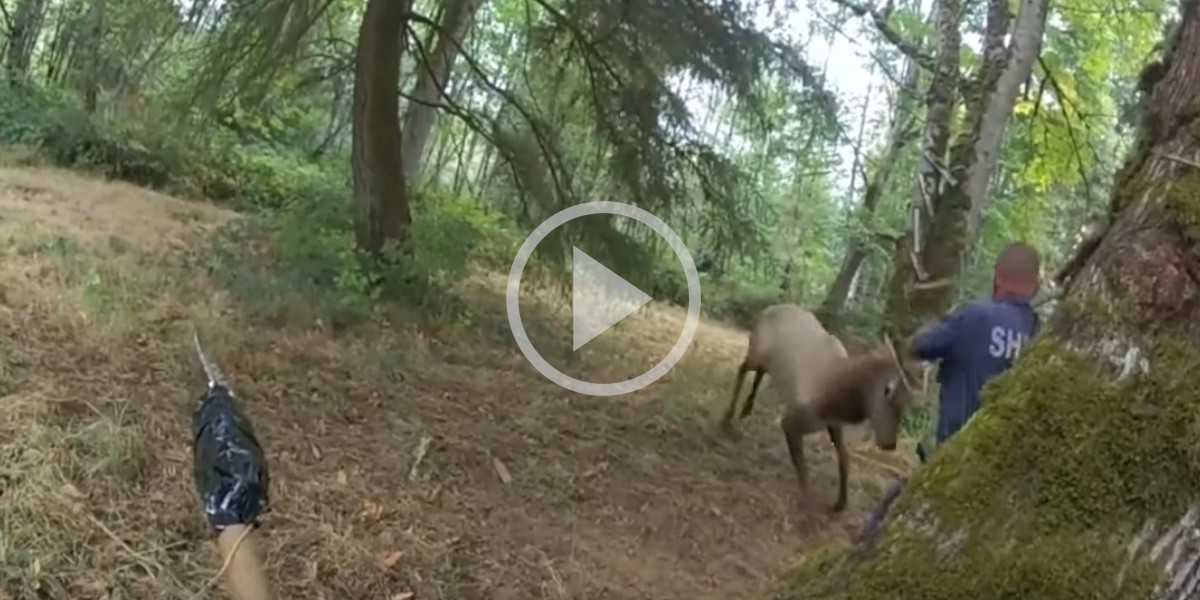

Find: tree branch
<box><xmin>1037</xmin><ymin>56</ymin><xmax>1101</xmax><ymax>208</ymax></box>
<box><xmin>827</xmin><ymin>0</ymin><xmax>936</xmax><ymax>73</ymax></box>
<box><xmin>0</xmin><ymin>0</ymin><xmax>15</xmax><ymax>36</ymax></box>
<box><xmin>404</xmin><ymin>11</ymin><xmax>569</xmax><ymax>206</ymax></box>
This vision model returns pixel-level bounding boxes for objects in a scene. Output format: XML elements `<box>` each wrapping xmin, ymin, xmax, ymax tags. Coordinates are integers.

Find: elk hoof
<box><xmin>831</xmin><ymin>499</ymin><xmax>847</xmax><ymax>513</ymax></box>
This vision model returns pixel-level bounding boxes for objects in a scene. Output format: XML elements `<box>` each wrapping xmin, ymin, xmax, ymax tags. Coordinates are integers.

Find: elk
<box><xmin>721</xmin><ymin>304</ymin><xmax>922</xmax><ymax>512</ymax></box>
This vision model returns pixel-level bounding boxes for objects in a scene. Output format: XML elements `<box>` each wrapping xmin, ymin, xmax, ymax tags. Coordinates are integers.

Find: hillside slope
<box><xmin>0</xmin><ymin>166</ymin><xmax>917</xmax><ymax>600</ymax></box>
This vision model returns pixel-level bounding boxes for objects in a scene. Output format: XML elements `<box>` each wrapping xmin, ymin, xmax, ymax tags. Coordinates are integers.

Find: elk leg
<box><xmin>739</xmin><ymin>369</ymin><xmax>765</xmax><ymax>419</ymax></box>
<box><xmin>720</xmin><ymin>362</ymin><xmax>751</xmax><ymax>435</ymax></box>
<box><xmin>781</xmin><ymin>406</ymin><xmax>809</xmax><ymax>492</ymax></box>
<box><xmin>828</xmin><ymin>425</ymin><xmax>849</xmax><ymax>512</ymax></box>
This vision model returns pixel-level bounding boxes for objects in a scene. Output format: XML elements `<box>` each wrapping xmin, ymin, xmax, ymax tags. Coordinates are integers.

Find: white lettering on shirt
<box><xmin>989</xmin><ymin>326</ymin><xmax>1026</xmax><ymax>360</ymax></box>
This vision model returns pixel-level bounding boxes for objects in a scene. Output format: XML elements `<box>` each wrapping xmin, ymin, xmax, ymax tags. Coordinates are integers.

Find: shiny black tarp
<box><xmin>192</xmin><ymin>384</ymin><xmax>270</xmax><ymax>533</ymax></box>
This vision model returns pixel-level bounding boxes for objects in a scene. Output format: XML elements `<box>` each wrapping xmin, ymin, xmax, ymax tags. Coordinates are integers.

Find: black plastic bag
<box><xmin>192</xmin><ymin>383</ymin><xmax>270</xmax><ymax>533</ymax></box>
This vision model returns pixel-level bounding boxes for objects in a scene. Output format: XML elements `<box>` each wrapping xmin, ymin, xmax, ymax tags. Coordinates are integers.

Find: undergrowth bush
<box><xmin>206</xmin><ymin>184</ymin><xmax>521</xmax><ymax>332</ymax></box>
<box><xmin>377</xmin><ymin>190</ymin><xmax>521</xmax><ymax>306</ymax></box>
<box><xmin>0</xmin><ymin>81</ymin><xmax>341</xmax><ymax>212</ymax></box>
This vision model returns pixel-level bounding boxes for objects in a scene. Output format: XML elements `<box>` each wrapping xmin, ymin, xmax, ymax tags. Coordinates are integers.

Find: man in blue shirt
<box><xmin>858</xmin><ymin>242</ymin><xmax>1041</xmax><ymax>542</ymax></box>
<box><xmin>914</xmin><ymin>241</ymin><xmax>1042</xmax><ymax>451</ymax></box>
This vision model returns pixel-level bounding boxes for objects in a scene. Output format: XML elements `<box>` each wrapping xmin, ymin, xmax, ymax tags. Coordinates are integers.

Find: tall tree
<box><xmin>351</xmin><ymin>0</ymin><xmax>413</xmax><ymax>253</ymax></box>
<box><xmin>878</xmin><ymin>0</ymin><xmax>1051</xmax><ymax>340</ymax></box>
<box><xmin>401</xmin><ymin>0</ymin><xmax>486</xmax><ymax>184</ymax></box>
<box><xmin>770</xmin><ymin>2</ymin><xmax>1200</xmax><ymax>596</ymax></box>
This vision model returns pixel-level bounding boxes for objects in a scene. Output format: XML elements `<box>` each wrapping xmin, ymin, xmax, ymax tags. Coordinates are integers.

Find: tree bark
<box><xmin>819</xmin><ymin>58</ymin><xmax>921</xmax><ymax>330</ymax></box>
<box><xmin>399</xmin><ymin>0</ymin><xmax>485</xmax><ymax>185</ymax></box>
<box><xmin>882</xmin><ymin>0</ymin><xmax>1049</xmax><ymax>340</ymax></box>
<box><xmin>351</xmin><ymin>0</ymin><xmax>413</xmax><ymax>253</ymax></box>
<box><xmin>770</xmin><ymin>3</ymin><xmax>1200</xmax><ymax>598</ymax></box>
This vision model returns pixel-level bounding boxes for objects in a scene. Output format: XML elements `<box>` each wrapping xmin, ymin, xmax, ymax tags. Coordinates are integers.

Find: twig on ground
<box><xmin>409</xmin><ymin>435</ymin><xmax>433</xmax><ymax>482</ymax></box>
<box><xmin>81</xmin><ymin>510</ymin><xmax>165</xmax><ymax>577</ymax></box>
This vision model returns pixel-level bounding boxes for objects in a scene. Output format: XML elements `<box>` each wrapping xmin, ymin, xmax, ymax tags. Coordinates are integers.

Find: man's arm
<box><xmin>910</xmin><ymin>309</ymin><xmax>970</xmax><ymax>362</ymax></box>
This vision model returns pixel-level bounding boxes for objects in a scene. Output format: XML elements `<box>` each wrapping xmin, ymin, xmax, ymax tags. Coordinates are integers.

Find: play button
<box><xmin>507</xmin><ymin>201</ymin><xmax>702</xmax><ymax>396</ymax></box>
<box><xmin>571</xmin><ymin>247</ymin><xmax>653</xmax><ymax>351</ymax></box>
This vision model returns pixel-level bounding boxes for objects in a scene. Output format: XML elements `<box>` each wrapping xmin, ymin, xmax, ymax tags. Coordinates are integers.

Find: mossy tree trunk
<box><xmin>877</xmin><ymin>0</ymin><xmax>963</xmax><ymax>339</ymax></box>
<box><xmin>769</xmin><ymin>4</ymin><xmax>1200</xmax><ymax>598</ymax></box>
<box><xmin>351</xmin><ymin>0</ymin><xmax>413</xmax><ymax>254</ymax></box>
<box><xmin>882</xmin><ymin>0</ymin><xmax>1049</xmax><ymax>341</ymax></box>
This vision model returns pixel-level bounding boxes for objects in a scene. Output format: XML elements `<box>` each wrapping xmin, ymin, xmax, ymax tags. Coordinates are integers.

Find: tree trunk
<box><xmin>351</xmin><ymin>0</ymin><xmax>413</xmax><ymax>254</ymax></box>
<box><xmin>770</xmin><ymin>3</ymin><xmax>1200</xmax><ymax>598</ymax></box>
<box><xmin>6</xmin><ymin>0</ymin><xmax>47</xmax><ymax>80</ymax></box>
<box><xmin>882</xmin><ymin>0</ymin><xmax>1049</xmax><ymax>340</ymax></box>
<box><xmin>819</xmin><ymin>58</ymin><xmax>921</xmax><ymax>330</ymax></box>
<box><xmin>399</xmin><ymin>0</ymin><xmax>485</xmax><ymax>185</ymax></box>
<box><xmin>83</xmin><ymin>0</ymin><xmax>104</xmax><ymax>113</ymax></box>
<box><xmin>44</xmin><ymin>0</ymin><xmax>79</xmax><ymax>84</ymax></box>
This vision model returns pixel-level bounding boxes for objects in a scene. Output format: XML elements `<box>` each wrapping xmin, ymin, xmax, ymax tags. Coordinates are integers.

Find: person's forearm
<box><xmin>910</xmin><ymin>316</ymin><xmax>958</xmax><ymax>361</ymax></box>
<box><xmin>217</xmin><ymin>525</ymin><xmax>272</xmax><ymax>600</ymax></box>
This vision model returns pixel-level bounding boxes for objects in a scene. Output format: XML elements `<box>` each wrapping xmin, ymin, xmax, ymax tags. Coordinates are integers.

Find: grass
<box><xmin>0</xmin><ymin>165</ymin><xmax>924</xmax><ymax>600</ymax></box>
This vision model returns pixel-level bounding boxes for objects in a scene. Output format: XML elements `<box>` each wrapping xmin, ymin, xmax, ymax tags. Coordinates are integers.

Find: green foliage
<box><xmin>0</xmin><ymin>82</ymin><xmax>175</xmax><ymax>187</ymax></box>
<box><xmin>0</xmin><ymin>80</ymin><xmax>352</xmax><ymax>214</ymax></box>
<box><xmin>377</xmin><ymin>190</ymin><xmax>522</xmax><ymax>308</ymax></box>
<box><xmin>206</xmin><ymin>214</ymin><xmax>376</xmax><ymax>331</ymax></box>
<box><xmin>209</xmin><ymin>140</ymin><xmax>347</xmax><ymax>209</ymax></box>
<box><xmin>207</xmin><ymin>180</ymin><xmax>522</xmax><ymax>331</ymax></box>
<box><xmin>0</xmin><ymin>83</ymin><xmax>73</xmax><ymax>145</ymax></box>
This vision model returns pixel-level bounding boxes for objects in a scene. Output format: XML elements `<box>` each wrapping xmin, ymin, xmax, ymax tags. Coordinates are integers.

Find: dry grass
<box><xmin>0</xmin><ymin>166</ymin><xmax>921</xmax><ymax>600</ymax></box>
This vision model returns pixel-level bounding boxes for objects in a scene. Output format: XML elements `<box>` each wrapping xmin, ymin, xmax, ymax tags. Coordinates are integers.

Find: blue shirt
<box><xmin>913</xmin><ymin>296</ymin><xmax>1040</xmax><ymax>444</ymax></box>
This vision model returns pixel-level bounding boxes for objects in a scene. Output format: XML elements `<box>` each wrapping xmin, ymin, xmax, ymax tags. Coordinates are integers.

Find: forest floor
<box><xmin>0</xmin><ymin>163</ymin><xmax>918</xmax><ymax>600</ymax></box>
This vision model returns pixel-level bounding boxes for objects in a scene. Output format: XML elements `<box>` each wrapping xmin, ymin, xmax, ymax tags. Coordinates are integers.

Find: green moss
<box><xmin>1058</xmin><ymin>293</ymin><xmax>1120</xmax><ymax>331</ymax></box>
<box><xmin>1165</xmin><ymin>168</ymin><xmax>1200</xmax><ymax>236</ymax></box>
<box><xmin>774</xmin><ymin>337</ymin><xmax>1200</xmax><ymax>600</ymax></box>
<box><xmin>768</xmin><ymin>543</ymin><xmax>852</xmax><ymax>600</ymax></box>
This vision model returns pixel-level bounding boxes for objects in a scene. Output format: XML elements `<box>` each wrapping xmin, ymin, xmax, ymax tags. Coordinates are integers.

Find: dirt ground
<box><xmin>0</xmin><ymin>166</ymin><xmax>918</xmax><ymax>600</ymax></box>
